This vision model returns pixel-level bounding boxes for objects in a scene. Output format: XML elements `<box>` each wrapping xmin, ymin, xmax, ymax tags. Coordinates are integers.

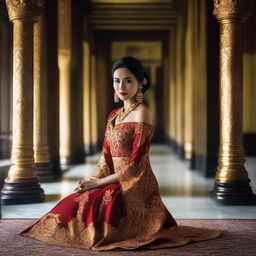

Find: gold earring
<box><xmin>114</xmin><ymin>92</ymin><xmax>119</xmax><ymax>103</ymax></box>
<box><xmin>136</xmin><ymin>88</ymin><xmax>143</xmax><ymax>103</ymax></box>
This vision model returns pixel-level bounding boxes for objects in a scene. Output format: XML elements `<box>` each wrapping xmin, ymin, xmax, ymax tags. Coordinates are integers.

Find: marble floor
<box><xmin>2</xmin><ymin>144</ymin><xmax>256</xmax><ymax>219</ymax></box>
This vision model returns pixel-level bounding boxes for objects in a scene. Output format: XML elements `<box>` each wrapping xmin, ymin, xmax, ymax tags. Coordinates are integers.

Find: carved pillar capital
<box><xmin>213</xmin><ymin>0</ymin><xmax>252</xmax><ymax>23</ymax></box>
<box><xmin>5</xmin><ymin>0</ymin><xmax>42</xmax><ymax>22</ymax></box>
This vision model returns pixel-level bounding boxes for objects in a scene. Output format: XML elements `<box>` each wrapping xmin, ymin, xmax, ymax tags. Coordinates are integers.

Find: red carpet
<box><xmin>1</xmin><ymin>219</ymin><xmax>256</xmax><ymax>256</ymax></box>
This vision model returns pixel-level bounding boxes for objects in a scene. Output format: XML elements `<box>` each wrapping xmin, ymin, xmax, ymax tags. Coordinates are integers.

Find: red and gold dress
<box><xmin>20</xmin><ymin>108</ymin><xmax>221</xmax><ymax>250</ymax></box>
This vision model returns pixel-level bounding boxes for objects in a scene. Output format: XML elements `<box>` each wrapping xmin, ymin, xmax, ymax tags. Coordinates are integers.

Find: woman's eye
<box><xmin>114</xmin><ymin>80</ymin><xmax>119</xmax><ymax>84</ymax></box>
<box><xmin>125</xmin><ymin>80</ymin><xmax>131</xmax><ymax>83</ymax></box>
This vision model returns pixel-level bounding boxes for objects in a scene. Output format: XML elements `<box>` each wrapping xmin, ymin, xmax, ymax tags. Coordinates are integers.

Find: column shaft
<box><xmin>90</xmin><ymin>54</ymin><xmax>98</xmax><ymax>152</ymax></box>
<box><xmin>46</xmin><ymin>0</ymin><xmax>61</xmax><ymax>177</ymax></box>
<box><xmin>184</xmin><ymin>0</ymin><xmax>194</xmax><ymax>160</ymax></box>
<box><xmin>175</xmin><ymin>13</ymin><xmax>185</xmax><ymax>158</ymax></box>
<box><xmin>34</xmin><ymin>0</ymin><xmax>55</xmax><ymax>181</ymax></box>
<box><xmin>58</xmin><ymin>0</ymin><xmax>72</xmax><ymax>165</ymax></box>
<box><xmin>217</xmin><ymin>22</ymin><xmax>245</xmax><ymax>180</ymax></box>
<box><xmin>58</xmin><ymin>52</ymin><xmax>72</xmax><ymax>163</ymax></box>
<box><xmin>83</xmin><ymin>41</ymin><xmax>92</xmax><ymax>154</ymax></box>
<box><xmin>169</xmin><ymin>27</ymin><xmax>177</xmax><ymax>148</ymax></box>
<box><xmin>10</xmin><ymin>22</ymin><xmax>35</xmax><ymax>179</ymax></box>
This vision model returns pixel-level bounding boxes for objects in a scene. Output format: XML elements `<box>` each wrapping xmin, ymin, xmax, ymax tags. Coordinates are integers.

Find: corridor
<box><xmin>3</xmin><ymin>144</ymin><xmax>256</xmax><ymax>219</ymax></box>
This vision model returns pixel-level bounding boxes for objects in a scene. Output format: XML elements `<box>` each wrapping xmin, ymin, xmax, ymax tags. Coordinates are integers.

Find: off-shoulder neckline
<box><xmin>110</xmin><ymin>107</ymin><xmax>155</xmax><ymax>129</ymax></box>
<box><xmin>113</xmin><ymin>121</ymin><xmax>155</xmax><ymax>129</ymax></box>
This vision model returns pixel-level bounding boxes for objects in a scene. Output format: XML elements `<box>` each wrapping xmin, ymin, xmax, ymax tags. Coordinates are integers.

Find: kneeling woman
<box><xmin>20</xmin><ymin>56</ymin><xmax>221</xmax><ymax>250</ymax></box>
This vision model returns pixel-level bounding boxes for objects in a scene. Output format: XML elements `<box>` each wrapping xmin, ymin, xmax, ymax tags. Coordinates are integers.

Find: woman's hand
<box><xmin>74</xmin><ymin>177</ymin><xmax>101</xmax><ymax>193</ymax></box>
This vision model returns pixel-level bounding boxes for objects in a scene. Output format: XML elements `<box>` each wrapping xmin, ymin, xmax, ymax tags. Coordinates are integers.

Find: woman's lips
<box><xmin>119</xmin><ymin>92</ymin><xmax>127</xmax><ymax>96</ymax></box>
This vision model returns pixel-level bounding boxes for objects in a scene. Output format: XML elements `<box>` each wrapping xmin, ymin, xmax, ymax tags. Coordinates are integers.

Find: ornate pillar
<box><xmin>58</xmin><ymin>0</ymin><xmax>72</xmax><ymax>165</ymax></box>
<box><xmin>213</xmin><ymin>0</ymin><xmax>256</xmax><ymax>204</ymax></box>
<box><xmin>163</xmin><ymin>56</ymin><xmax>169</xmax><ymax>138</ymax></box>
<box><xmin>175</xmin><ymin>13</ymin><xmax>185</xmax><ymax>158</ymax></box>
<box><xmin>46</xmin><ymin>0</ymin><xmax>61</xmax><ymax>177</ymax></box>
<box><xmin>184</xmin><ymin>0</ymin><xmax>194</xmax><ymax>161</ymax></box>
<box><xmin>83</xmin><ymin>41</ymin><xmax>92</xmax><ymax>154</ymax></box>
<box><xmin>1</xmin><ymin>0</ymin><xmax>44</xmax><ymax>204</ymax></box>
<box><xmin>169</xmin><ymin>27</ymin><xmax>177</xmax><ymax>148</ymax></box>
<box><xmin>33</xmin><ymin>0</ymin><xmax>54</xmax><ymax>181</ymax></box>
<box><xmin>0</xmin><ymin>0</ymin><xmax>11</xmax><ymax>159</ymax></box>
<box><xmin>90</xmin><ymin>53</ymin><xmax>98</xmax><ymax>152</ymax></box>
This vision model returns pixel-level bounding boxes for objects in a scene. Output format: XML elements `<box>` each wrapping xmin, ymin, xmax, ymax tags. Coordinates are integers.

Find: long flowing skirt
<box><xmin>20</xmin><ymin>183</ymin><xmax>221</xmax><ymax>250</ymax></box>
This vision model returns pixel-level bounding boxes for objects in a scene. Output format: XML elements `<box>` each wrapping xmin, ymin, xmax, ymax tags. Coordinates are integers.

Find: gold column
<box><xmin>175</xmin><ymin>13</ymin><xmax>185</xmax><ymax>158</ymax></box>
<box><xmin>213</xmin><ymin>0</ymin><xmax>256</xmax><ymax>204</ymax></box>
<box><xmin>0</xmin><ymin>0</ymin><xmax>11</xmax><ymax>159</ymax></box>
<box><xmin>1</xmin><ymin>0</ymin><xmax>44</xmax><ymax>204</ymax></box>
<box><xmin>83</xmin><ymin>41</ymin><xmax>92</xmax><ymax>154</ymax></box>
<box><xmin>163</xmin><ymin>56</ymin><xmax>169</xmax><ymax>138</ymax></box>
<box><xmin>33</xmin><ymin>0</ymin><xmax>54</xmax><ymax>181</ymax></box>
<box><xmin>148</xmin><ymin>64</ymin><xmax>157</xmax><ymax>124</ymax></box>
<box><xmin>90</xmin><ymin>54</ymin><xmax>98</xmax><ymax>152</ymax></box>
<box><xmin>192</xmin><ymin>0</ymin><xmax>209</xmax><ymax>175</ymax></box>
<box><xmin>95</xmin><ymin>46</ymin><xmax>108</xmax><ymax>144</ymax></box>
<box><xmin>58</xmin><ymin>0</ymin><xmax>72</xmax><ymax>165</ymax></box>
<box><xmin>46</xmin><ymin>0</ymin><xmax>61</xmax><ymax>177</ymax></box>
<box><xmin>184</xmin><ymin>0</ymin><xmax>194</xmax><ymax>160</ymax></box>
<box><xmin>169</xmin><ymin>27</ymin><xmax>176</xmax><ymax>146</ymax></box>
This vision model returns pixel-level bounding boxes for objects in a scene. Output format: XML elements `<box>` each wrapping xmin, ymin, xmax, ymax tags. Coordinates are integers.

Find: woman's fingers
<box><xmin>74</xmin><ymin>179</ymin><xmax>97</xmax><ymax>193</ymax></box>
<box><xmin>74</xmin><ymin>181</ymin><xmax>83</xmax><ymax>192</ymax></box>
<box><xmin>77</xmin><ymin>186</ymin><xmax>88</xmax><ymax>193</ymax></box>
<box><xmin>75</xmin><ymin>182</ymin><xmax>88</xmax><ymax>192</ymax></box>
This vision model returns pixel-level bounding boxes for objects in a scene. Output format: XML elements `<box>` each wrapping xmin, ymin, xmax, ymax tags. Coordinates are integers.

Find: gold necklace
<box><xmin>117</xmin><ymin>101</ymin><xmax>141</xmax><ymax>122</ymax></box>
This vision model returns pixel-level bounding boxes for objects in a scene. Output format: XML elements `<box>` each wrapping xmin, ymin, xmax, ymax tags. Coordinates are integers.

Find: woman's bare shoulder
<box><xmin>134</xmin><ymin>104</ymin><xmax>154</xmax><ymax>125</ymax></box>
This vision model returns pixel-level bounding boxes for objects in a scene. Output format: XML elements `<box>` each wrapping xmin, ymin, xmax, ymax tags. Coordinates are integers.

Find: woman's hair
<box><xmin>111</xmin><ymin>56</ymin><xmax>151</xmax><ymax>93</ymax></box>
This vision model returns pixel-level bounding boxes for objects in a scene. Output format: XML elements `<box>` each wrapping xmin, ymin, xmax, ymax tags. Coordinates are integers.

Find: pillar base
<box><xmin>176</xmin><ymin>143</ymin><xmax>185</xmax><ymax>160</ymax></box>
<box><xmin>190</xmin><ymin>152</ymin><xmax>218</xmax><ymax>177</ymax></box>
<box><xmin>60</xmin><ymin>156</ymin><xmax>74</xmax><ymax>167</ymax></box>
<box><xmin>1</xmin><ymin>178</ymin><xmax>44</xmax><ymax>205</ymax></box>
<box><xmin>213</xmin><ymin>180</ymin><xmax>256</xmax><ymax>205</ymax></box>
<box><xmin>35</xmin><ymin>162</ymin><xmax>60</xmax><ymax>182</ymax></box>
<box><xmin>60</xmin><ymin>154</ymin><xmax>85</xmax><ymax>166</ymax></box>
<box><xmin>166</xmin><ymin>138</ymin><xmax>177</xmax><ymax>151</ymax></box>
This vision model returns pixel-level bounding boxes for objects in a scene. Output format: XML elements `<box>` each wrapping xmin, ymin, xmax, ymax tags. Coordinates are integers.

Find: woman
<box><xmin>20</xmin><ymin>56</ymin><xmax>221</xmax><ymax>250</ymax></box>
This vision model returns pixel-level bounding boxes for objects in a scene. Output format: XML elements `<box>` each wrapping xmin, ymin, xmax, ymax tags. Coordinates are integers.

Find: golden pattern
<box><xmin>4</xmin><ymin>0</ymin><xmax>42</xmax><ymax>181</ymax></box>
<box><xmin>6</xmin><ymin>0</ymin><xmax>42</xmax><ymax>22</ymax></box>
<box><xmin>102</xmin><ymin>189</ymin><xmax>114</xmax><ymax>205</ymax></box>
<box><xmin>33</xmin><ymin>0</ymin><xmax>51</xmax><ymax>165</ymax></box>
<box><xmin>213</xmin><ymin>0</ymin><xmax>251</xmax><ymax>183</ymax></box>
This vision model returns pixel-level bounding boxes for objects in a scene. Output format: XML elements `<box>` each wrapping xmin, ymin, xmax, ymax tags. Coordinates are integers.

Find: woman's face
<box><xmin>113</xmin><ymin>67</ymin><xmax>141</xmax><ymax>102</ymax></box>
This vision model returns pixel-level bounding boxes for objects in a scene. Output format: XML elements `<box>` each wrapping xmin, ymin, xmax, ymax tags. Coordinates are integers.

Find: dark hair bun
<box><xmin>112</xmin><ymin>56</ymin><xmax>151</xmax><ymax>93</ymax></box>
<box><xmin>141</xmin><ymin>71</ymin><xmax>150</xmax><ymax>93</ymax></box>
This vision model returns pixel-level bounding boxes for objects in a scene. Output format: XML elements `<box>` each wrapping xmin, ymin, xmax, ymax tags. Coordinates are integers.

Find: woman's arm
<box><xmin>74</xmin><ymin>173</ymin><xmax>119</xmax><ymax>193</ymax></box>
<box><xmin>98</xmin><ymin>173</ymin><xmax>119</xmax><ymax>187</ymax></box>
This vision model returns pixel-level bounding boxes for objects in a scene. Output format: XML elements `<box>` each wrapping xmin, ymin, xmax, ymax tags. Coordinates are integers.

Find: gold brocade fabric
<box><xmin>19</xmin><ymin>108</ymin><xmax>221</xmax><ymax>250</ymax></box>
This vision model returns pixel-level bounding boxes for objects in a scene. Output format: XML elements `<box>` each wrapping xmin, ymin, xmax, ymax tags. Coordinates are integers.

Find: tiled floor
<box><xmin>2</xmin><ymin>144</ymin><xmax>256</xmax><ymax>219</ymax></box>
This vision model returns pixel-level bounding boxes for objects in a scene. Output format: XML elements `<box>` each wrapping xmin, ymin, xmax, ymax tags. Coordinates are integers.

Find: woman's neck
<box><xmin>123</xmin><ymin>98</ymin><xmax>137</xmax><ymax>111</ymax></box>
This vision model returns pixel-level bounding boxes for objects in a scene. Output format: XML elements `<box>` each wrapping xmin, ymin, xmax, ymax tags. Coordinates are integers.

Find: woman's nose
<box><xmin>120</xmin><ymin>81</ymin><xmax>126</xmax><ymax>90</ymax></box>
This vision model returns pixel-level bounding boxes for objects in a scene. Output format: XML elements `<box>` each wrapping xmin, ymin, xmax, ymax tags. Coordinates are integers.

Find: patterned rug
<box><xmin>1</xmin><ymin>219</ymin><xmax>256</xmax><ymax>256</ymax></box>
